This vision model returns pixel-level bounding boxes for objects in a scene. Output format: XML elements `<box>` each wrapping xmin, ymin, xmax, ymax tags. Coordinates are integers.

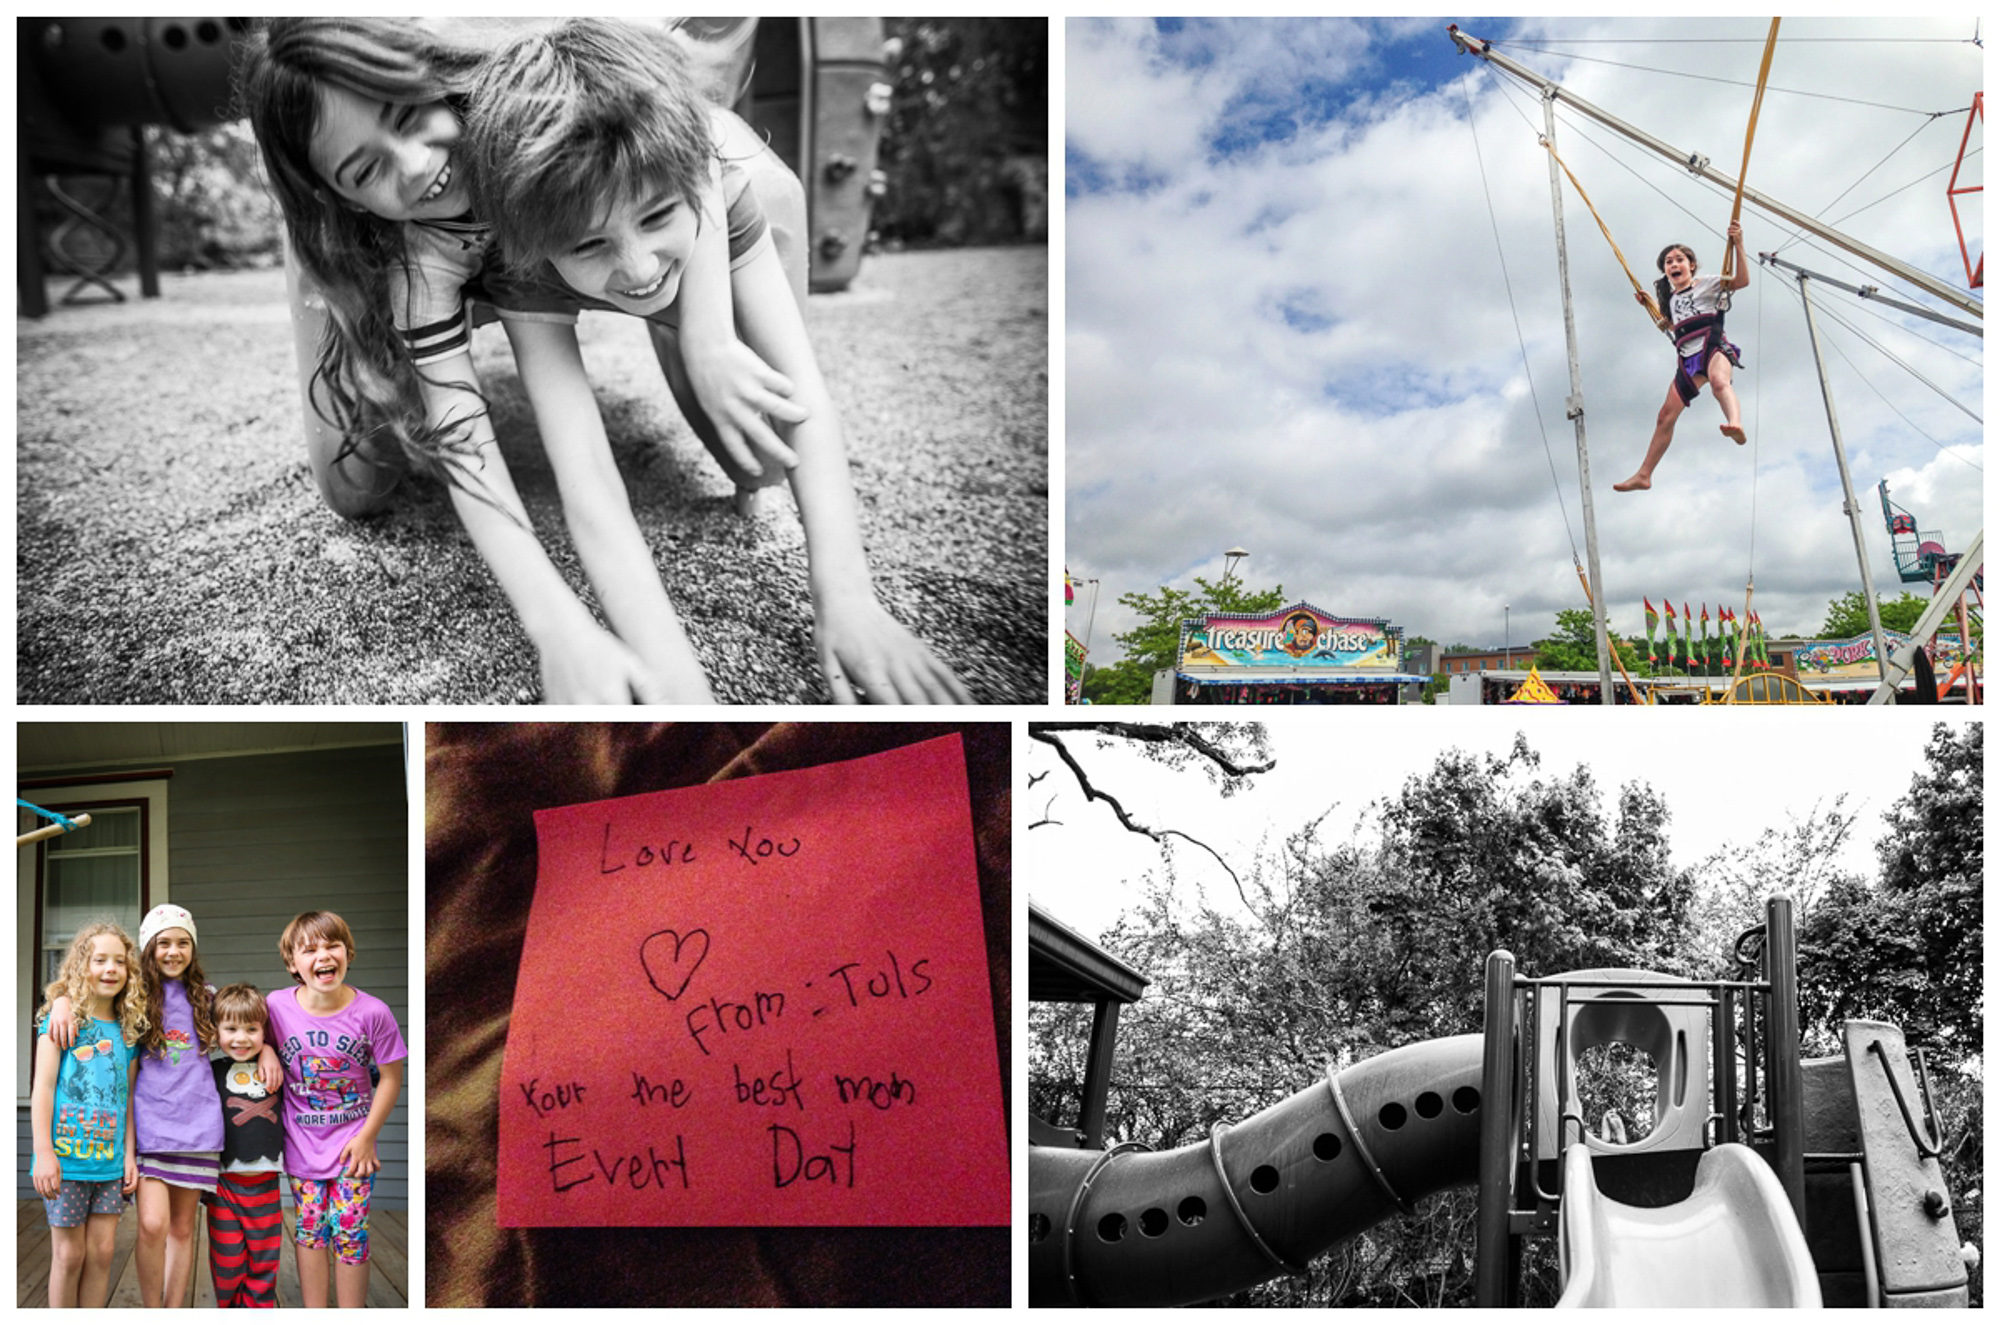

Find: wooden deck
<box><xmin>18</xmin><ymin>1199</ymin><xmax>408</xmax><ymax>1308</ymax></box>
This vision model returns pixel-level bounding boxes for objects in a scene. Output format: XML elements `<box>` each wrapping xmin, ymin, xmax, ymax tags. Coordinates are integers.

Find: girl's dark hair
<box><xmin>139</xmin><ymin>935</ymin><xmax>215</xmax><ymax>1055</ymax></box>
<box><xmin>1654</xmin><ymin>243</ymin><xmax>1697</xmax><ymax>316</ymax></box>
<box><xmin>464</xmin><ymin>19</ymin><xmax>715</xmax><ymax>274</ymax></box>
<box><xmin>238</xmin><ymin>18</ymin><xmax>493</xmax><ymax>481</ymax></box>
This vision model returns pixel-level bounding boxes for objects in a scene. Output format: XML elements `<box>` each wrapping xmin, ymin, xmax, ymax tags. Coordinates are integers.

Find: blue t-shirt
<box><xmin>38</xmin><ymin>1013</ymin><xmax>133</xmax><ymax>1182</ymax></box>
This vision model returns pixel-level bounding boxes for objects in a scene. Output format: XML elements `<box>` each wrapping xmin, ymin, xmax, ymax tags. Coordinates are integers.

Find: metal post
<box><xmin>130</xmin><ymin>125</ymin><xmax>159</xmax><ymax>300</ymax></box>
<box><xmin>1765</xmin><ymin>895</ymin><xmax>1806</xmax><ymax>1226</ymax></box>
<box><xmin>1541</xmin><ymin>92</ymin><xmax>1617</xmax><ymax>705</ymax></box>
<box><xmin>1714</xmin><ymin>984</ymin><xmax>1736</xmax><ymax>1145</ymax></box>
<box><xmin>1796</xmin><ymin>273</ymin><xmax>1893</xmax><ymax>684</ymax></box>
<box><xmin>1447</xmin><ymin>26</ymin><xmax>1982</xmax><ymax>321</ymax></box>
<box><xmin>1080</xmin><ymin>999</ymin><xmax>1121</xmax><ymax>1150</ymax></box>
<box><xmin>1476</xmin><ymin>950</ymin><xmax>1518</xmax><ymax>1307</ymax></box>
<box><xmin>1758</xmin><ymin>252</ymin><xmax>1982</xmax><ymax>337</ymax></box>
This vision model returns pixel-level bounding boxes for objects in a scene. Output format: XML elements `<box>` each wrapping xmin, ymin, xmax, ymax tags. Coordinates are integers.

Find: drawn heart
<box><xmin>640</xmin><ymin>927</ymin><xmax>711</xmax><ymax>1001</ymax></box>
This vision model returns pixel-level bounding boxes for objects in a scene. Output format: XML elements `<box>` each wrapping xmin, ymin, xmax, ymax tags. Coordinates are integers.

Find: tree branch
<box><xmin>1030</xmin><ymin>727</ymin><xmax>1255</xmax><ymax>912</ymax></box>
<box><xmin>1032</xmin><ymin>721</ymin><xmax>1276</xmax><ymax>778</ymax></box>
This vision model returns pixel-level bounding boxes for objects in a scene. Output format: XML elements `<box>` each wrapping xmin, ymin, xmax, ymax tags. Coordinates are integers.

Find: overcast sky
<box><xmin>1064</xmin><ymin>17</ymin><xmax>1983</xmax><ymax>663</ymax></box>
<box><xmin>1022</xmin><ymin>714</ymin><xmax>1968</xmax><ymax>945</ymax></box>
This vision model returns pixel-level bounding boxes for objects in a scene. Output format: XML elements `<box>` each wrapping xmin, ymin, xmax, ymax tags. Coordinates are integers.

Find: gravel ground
<box><xmin>18</xmin><ymin>246</ymin><xmax>1047</xmax><ymax>705</ymax></box>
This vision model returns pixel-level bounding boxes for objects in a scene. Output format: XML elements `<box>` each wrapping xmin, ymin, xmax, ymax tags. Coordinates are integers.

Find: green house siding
<box><xmin>18</xmin><ymin>741</ymin><xmax>409</xmax><ymax>1209</ymax></box>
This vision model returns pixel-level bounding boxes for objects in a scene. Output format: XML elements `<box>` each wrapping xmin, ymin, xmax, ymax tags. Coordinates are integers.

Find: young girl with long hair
<box><xmin>31</xmin><ymin>923</ymin><xmax>145</xmax><ymax>1308</ymax></box>
<box><xmin>1613</xmin><ymin>220</ymin><xmax>1751</xmax><ymax>492</ymax></box>
<box><xmin>242</xmin><ymin>19</ymin><xmax>964</xmax><ymax>702</ymax></box>
<box><xmin>128</xmin><ymin>905</ymin><xmax>227</xmax><ymax>1308</ymax></box>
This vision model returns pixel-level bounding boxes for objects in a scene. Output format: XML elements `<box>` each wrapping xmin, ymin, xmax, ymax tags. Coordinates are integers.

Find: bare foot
<box><xmin>1722</xmin><ymin>424</ymin><xmax>1746</xmax><ymax>445</ymax></box>
<box><xmin>1613</xmin><ymin>474</ymin><xmax>1651</xmax><ymax>492</ymax></box>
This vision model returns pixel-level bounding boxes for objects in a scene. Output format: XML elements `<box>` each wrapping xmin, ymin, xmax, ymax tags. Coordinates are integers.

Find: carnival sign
<box><xmin>1792</xmin><ymin>630</ymin><xmax>1973</xmax><ymax>679</ymax></box>
<box><xmin>1180</xmin><ymin>602</ymin><xmax>1402</xmax><ymax>672</ymax></box>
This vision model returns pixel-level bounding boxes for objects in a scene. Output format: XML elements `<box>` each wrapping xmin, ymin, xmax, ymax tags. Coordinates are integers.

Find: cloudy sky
<box><xmin>1023</xmin><ymin>714</ymin><xmax>1965</xmax><ymax>944</ymax></box>
<box><xmin>1064</xmin><ymin>17</ymin><xmax>1983</xmax><ymax>663</ymax></box>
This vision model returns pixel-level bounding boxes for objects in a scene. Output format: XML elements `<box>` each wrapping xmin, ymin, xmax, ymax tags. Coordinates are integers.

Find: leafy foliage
<box><xmin>1531</xmin><ymin>607</ymin><xmax>1644</xmax><ymax>674</ymax></box>
<box><xmin>1103</xmin><ymin>575</ymin><xmax>1290</xmax><ymax>680</ymax></box>
<box><xmin>1078</xmin><ymin>656</ymin><xmax>1155</xmax><ymax>705</ymax></box>
<box><xmin>1817</xmin><ymin>589</ymin><xmax>1933</xmax><ymax>638</ymax></box>
<box><xmin>875</xmin><ymin>19</ymin><xmax>1047</xmax><ymax>246</ymax></box>
<box><xmin>145</xmin><ymin>123</ymin><xmax>284</xmax><ymax>270</ymax></box>
<box><xmin>1797</xmin><ymin>723</ymin><xmax>1982</xmax><ymax>1064</ymax></box>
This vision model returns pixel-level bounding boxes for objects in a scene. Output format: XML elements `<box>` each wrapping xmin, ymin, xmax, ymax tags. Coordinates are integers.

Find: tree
<box><xmin>1104</xmin><ymin>575</ymin><xmax>1289</xmax><ymax>680</ymax></box>
<box><xmin>1078</xmin><ymin>657</ymin><xmax>1153</xmax><ymax>705</ymax></box>
<box><xmin>1029</xmin><ymin>721</ymin><xmax>1274</xmax><ymax>904</ymax></box>
<box><xmin>1683</xmin><ymin>798</ymin><xmax>1861</xmax><ymax>979</ymax></box>
<box><xmin>1818</xmin><ymin>589</ymin><xmax>1932</xmax><ymax>638</ymax></box>
<box><xmin>1531</xmin><ymin>608</ymin><xmax>1643</xmax><ymax>674</ymax></box>
<box><xmin>1799</xmin><ymin>723</ymin><xmax>1982</xmax><ymax>1065</ymax></box>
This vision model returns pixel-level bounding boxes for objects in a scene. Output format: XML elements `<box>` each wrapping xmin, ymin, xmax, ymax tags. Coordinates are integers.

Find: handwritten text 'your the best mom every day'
<box><xmin>500</xmin><ymin>737</ymin><xmax>1007</xmax><ymax>1228</ymax></box>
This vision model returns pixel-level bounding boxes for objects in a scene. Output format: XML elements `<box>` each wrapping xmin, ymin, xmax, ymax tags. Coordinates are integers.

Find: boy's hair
<box><xmin>37</xmin><ymin>921</ymin><xmax>149</xmax><ymax>1049</ymax></box>
<box><xmin>139</xmin><ymin>927</ymin><xmax>215</xmax><ymax>1055</ymax></box>
<box><xmin>213</xmin><ymin>983</ymin><xmax>270</xmax><ymax>1029</ymax></box>
<box><xmin>280</xmin><ymin>911</ymin><xmax>357</xmax><ymax>984</ymax></box>
<box><xmin>238</xmin><ymin>18</ymin><xmax>493</xmax><ymax>480</ymax></box>
<box><xmin>465</xmin><ymin>19</ymin><xmax>714</xmax><ymax>274</ymax></box>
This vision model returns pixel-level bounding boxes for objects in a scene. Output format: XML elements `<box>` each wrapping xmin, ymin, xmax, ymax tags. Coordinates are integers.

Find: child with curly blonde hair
<box><xmin>31</xmin><ymin>921</ymin><xmax>145</xmax><ymax>1308</ymax></box>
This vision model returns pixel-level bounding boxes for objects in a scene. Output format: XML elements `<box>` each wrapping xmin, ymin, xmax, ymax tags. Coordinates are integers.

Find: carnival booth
<box><xmin>1163</xmin><ymin>601</ymin><xmax>1426</xmax><ymax>704</ymax></box>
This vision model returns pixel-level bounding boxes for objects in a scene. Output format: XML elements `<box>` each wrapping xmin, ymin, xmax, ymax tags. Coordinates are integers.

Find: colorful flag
<box><xmin>1644</xmin><ymin>597</ymin><xmax>1659</xmax><ymax>665</ymax></box>
<box><xmin>1722</xmin><ymin>607</ymin><xmax>1735</xmax><ymax>668</ymax></box>
<box><xmin>1664</xmin><ymin>599</ymin><xmax>1680</xmax><ymax>670</ymax></box>
<box><xmin>1064</xmin><ymin>569</ymin><xmax>1074</xmax><ymax>605</ymax></box>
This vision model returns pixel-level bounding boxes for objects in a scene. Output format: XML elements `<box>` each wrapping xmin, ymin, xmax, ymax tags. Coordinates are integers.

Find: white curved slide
<box><xmin>1557</xmin><ymin>1142</ymin><xmax>1822</xmax><ymax>1307</ymax></box>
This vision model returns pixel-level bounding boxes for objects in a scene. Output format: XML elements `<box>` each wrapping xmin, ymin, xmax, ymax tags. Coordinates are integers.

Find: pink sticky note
<box><xmin>498</xmin><ymin>735</ymin><xmax>1008</xmax><ymax>1227</ymax></box>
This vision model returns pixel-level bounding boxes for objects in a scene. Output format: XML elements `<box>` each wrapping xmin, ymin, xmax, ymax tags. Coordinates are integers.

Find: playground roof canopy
<box><xmin>1029</xmin><ymin>902</ymin><xmax>1148</xmax><ymax>1004</ymax></box>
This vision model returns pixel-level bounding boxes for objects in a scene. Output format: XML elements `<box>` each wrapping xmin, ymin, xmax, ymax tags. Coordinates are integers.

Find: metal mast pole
<box><xmin>1795</xmin><ymin>272</ymin><xmax>1892</xmax><ymax>683</ymax></box>
<box><xmin>1542</xmin><ymin>91</ymin><xmax>1618</xmax><ymax>704</ymax></box>
<box><xmin>1447</xmin><ymin>26</ymin><xmax>1983</xmax><ymax>321</ymax></box>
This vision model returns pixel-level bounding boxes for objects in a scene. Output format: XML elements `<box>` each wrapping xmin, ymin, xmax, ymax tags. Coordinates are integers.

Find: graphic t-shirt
<box><xmin>39</xmin><ymin>1013</ymin><xmax>133</xmax><ymax>1182</ymax></box>
<box><xmin>214</xmin><ymin>1056</ymin><xmax>285</xmax><ymax>1174</ymax></box>
<box><xmin>265</xmin><ymin>986</ymin><xmax>408</xmax><ymax>1180</ymax></box>
<box><xmin>133</xmin><ymin>978</ymin><xmax>224</xmax><ymax>1154</ymax></box>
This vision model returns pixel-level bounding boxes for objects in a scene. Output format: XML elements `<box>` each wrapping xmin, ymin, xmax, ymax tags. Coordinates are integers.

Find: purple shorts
<box><xmin>1673</xmin><ymin>338</ymin><xmax>1743</xmax><ymax>406</ymax></box>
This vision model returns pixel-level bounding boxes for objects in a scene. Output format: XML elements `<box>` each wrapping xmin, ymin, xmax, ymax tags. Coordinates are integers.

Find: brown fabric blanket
<box><xmin>424</xmin><ymin>723</ymin><xmax>1010</xmax><ymax>1306</ymax></box>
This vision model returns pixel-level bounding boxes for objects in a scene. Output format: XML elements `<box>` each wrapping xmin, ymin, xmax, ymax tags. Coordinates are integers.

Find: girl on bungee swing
<box><xmin>1613</xmin><ymin>219</ymin><xmax>1750</xmax><ymax>493</ymax></box>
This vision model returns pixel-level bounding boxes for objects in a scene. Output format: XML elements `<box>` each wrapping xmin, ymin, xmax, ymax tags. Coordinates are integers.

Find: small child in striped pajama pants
<box><xmin>208</xmin><ymin>985</ymin><xmax>286</xmax><ymax>1308</ymax></box>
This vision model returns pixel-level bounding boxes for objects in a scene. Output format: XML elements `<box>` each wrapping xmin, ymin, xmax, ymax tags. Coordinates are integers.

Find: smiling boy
<box><xmin>265</xmin><ymin>912</ymin><xmax>407</xmax><ymax>1309</ymax></box>
<box><xmin>208</xmin><ymin>984</ymin><xmax>285</xmax><ymax>1308</ymax></box>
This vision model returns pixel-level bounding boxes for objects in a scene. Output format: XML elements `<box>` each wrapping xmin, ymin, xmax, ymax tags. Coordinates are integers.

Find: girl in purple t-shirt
<box><xmin>268</xmin><ymin>911</ymin><xmax>407</xmax><ymax>1309</ymax></box>
<box><xmin>132</xmin><ymin>904</ymin><xmax>223</xmax><ymax>1309</ymax></box>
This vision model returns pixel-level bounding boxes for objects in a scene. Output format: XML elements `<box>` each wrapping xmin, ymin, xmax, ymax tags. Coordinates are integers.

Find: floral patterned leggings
<box><xmin>289</xmin><ymin>1174</ymin><xmax>373</xmax><ymax>1265</ymax></box>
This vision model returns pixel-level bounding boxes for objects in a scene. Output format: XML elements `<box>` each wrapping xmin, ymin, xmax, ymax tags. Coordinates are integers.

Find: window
<box><xmin>38</xmin><ymin>806</ymin><xmax>145</xmax><ymax>992</ymax></box>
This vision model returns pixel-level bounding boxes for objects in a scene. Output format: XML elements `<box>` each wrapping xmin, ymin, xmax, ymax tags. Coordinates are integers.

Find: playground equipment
<box><xmin>16</xmin><ymin>799</ymin><xmax>91</xmax><ymax>847</ymax></box>
<box><xmin>1029</xmin><ymin>896</ymin><xmax>1970</xmax><ymax>1308</ymax></box>
<box><xmin>19</xmin><ymin>18</ymin><xmax>890</xmax><ymax>316</ymax></box>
